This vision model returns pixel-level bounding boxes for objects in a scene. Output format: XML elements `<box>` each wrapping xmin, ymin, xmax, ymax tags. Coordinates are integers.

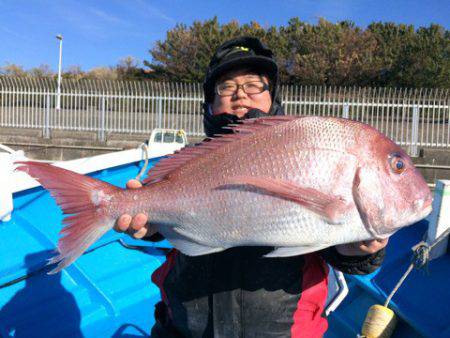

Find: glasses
<box><xmin>216</xmin><ymin>81</ymin><xmax>269</xmax><ymax>97</ymax></box>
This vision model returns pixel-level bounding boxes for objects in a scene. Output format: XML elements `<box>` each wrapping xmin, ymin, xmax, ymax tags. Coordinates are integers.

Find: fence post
<box><xmin>98</xmin><ymin>96</ymin><xmax>106</xmax><ymax>142</ymax></box>
<box><xmin>410</xmin><ymin>106</ymin><xmax>419</xmax><ymax>157</ymax></box>
<box><xmin>158</xmin><ymin>97</ymin><xmax>163</xmax><ymax>128</ymax></box>
<box><xmin>342</xmin><ymin>103</ymin><xmax>349</xmax><ymax>119</ymax></box>
<box><xmin>43</xmin><ymin>93</ymin><xmax>51</xmax><ymax>138</ymax></box>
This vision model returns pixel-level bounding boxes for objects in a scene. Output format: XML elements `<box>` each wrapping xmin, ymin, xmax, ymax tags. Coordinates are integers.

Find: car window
<box><xmin>176</xmin><ymin>134</ymin><xmax>184</xmax><ymax>144</ymax></box>
<box><xmin>163</xmin><ymin>132</ymin><xmax>175</xmax><ymax>143</ymax></box>
<box><xmin>154</xmin><ymin>132</ymin><xmax>162</xmax><ymax>142</ymax></box>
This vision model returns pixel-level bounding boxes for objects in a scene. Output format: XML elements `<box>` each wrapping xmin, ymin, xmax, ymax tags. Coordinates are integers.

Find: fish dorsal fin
<box><xmin>142</xmin><ymin>116</ymin><xmax>297</xmax><ymax>185</ymax></box>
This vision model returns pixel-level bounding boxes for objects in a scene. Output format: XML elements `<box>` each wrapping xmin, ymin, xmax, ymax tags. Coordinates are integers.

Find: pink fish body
<box><xmin>17</xmin><ymin>116</ymin><xmax>432</xmax><ymax>273</ymax></box>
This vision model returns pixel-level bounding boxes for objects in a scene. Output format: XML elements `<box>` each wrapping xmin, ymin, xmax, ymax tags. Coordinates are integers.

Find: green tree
<box><xmin>402</xmin><ymin>24</ymin><xmax>449</xmax><ymax>88</ymax></box>
<box><xmin>145</xmin><ymin>18</ymin><xmax>449</xmax><ymax>88</ymax></box>
<box><xmin>146</xmin><ymin>17</ymin><xmax>236</xmax><ymax>81</ymax></box>
<box><xmin>282</xmin><ymin>18</ymin><xmax>382</xmax><ymax>86</ymax></box>
<box><xmin>367</xmin><ymin>23</ymin><xmax>449</xmax><ymax>87</ymax></box>
<box><xmin>368</xmin><ymin>22</ymin><xmax>417</xmax><ymax>86</ymax></box>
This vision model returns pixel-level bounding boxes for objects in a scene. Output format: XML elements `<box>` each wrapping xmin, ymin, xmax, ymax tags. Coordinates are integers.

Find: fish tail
<box><xmin>15</xmin><ymin>161</ymin><xmax>121</xmax><ymax>274</ymax></box>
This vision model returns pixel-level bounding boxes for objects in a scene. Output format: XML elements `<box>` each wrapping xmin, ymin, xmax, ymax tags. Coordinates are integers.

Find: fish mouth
<box><xmin>397</xmin><ymin>202</ymin><xmax>433</xmax><ymax>230</ymax></box>
<box><xmin>373</xmin><ymin>199</ymin><xmax>433</xmax><ymax>237</ymax></box>
<box><xmin>415</xmin><ymin>196</ymin><xmax>433</xmax><ymax>218</ymax></box>
<box><xmin>423</xmin><ymin>197</ymin><xmax>433</xmax><ymax>209</ymax></box>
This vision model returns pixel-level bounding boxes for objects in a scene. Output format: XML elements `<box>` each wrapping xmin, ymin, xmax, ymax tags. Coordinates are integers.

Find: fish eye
<box><xmin>389</xmin><ymin>154</ymin><xmax>406</xmax><ymax>174</ymax></box>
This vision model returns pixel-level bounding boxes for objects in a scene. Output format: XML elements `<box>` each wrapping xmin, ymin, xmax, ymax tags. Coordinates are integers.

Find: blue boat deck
<box><xmin>1</xmin><ymin>157</ymin><xmax>449</xmax><ymax>338</ymax></box>
<box><xmin>0</xmin><ymin>159</ymin><xmax>166</xmax><ymax>337</ymax></box>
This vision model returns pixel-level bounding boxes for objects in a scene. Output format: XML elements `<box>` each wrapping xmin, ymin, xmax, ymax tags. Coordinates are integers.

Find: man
<box><xmin>115</xmin><ymin>37</ymin><xmax>387</xmax><ymax>337</ymax></box>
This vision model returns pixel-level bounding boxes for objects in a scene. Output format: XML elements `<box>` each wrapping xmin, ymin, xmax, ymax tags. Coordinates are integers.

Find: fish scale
<box><xmin>17</xmin><ymin>116</ymin><xmax>432</xmax><ymax>272</ymax></box>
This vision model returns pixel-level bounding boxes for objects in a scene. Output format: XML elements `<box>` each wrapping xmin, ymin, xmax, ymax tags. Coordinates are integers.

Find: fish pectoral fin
<box><xmin>264</xmin><ymin>244</ymin><xmax>331</xmax><ymax>257</ymax></box>
<box><xmin>223</xmin><ymin>176</ymin><xmax>351</xmax><ymax>224</ymax></box>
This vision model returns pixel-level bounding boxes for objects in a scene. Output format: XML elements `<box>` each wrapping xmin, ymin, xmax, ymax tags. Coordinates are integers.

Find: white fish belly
<box><xmin>156</xmin><ymin>188</ymin><xmax>372</xmax><ymax>249</ymax></box>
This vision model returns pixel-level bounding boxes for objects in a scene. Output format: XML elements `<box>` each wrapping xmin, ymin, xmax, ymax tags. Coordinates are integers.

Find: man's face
<box><xmin>211</xmin><ymin>69</ymin><xmax>272</xmax><ymax>118</ymax></box>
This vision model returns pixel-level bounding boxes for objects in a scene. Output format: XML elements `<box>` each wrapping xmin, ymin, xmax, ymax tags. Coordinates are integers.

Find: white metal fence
<box><xmin>0</xmin><ymin>77</ymin><xmax>449</xmax><ymax>156</ymax></box>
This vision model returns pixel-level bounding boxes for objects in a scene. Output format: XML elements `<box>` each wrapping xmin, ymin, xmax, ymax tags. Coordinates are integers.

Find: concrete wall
<box><xmin>0</xmin><ymin>127</ymin><xmax>205</xmax><ymax>160</ymax></box>
<box><xmin>413</xmin><ymin>148</ymin><xmax>450</xmax><ymax>183</ymax></box>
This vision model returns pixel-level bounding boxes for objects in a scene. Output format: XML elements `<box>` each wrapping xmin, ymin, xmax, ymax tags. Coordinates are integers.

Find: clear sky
<box><xmin>0</xmin><ymin>0</ymin><xmax>448</xmax><ymax>72</ymax></box>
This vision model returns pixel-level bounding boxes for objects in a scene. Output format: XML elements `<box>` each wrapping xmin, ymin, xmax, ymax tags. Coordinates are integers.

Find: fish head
<box><xmin>352</xmin><ymin>127</ymin><xmax>433</xmax><ymax>238</ymax></box>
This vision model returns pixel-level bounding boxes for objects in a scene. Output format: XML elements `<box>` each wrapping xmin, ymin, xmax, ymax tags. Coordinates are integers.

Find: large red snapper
<box><xmin>16</xmin><ymin>116</ymin><xmax>432</xmax><ymax>273</ymax></box>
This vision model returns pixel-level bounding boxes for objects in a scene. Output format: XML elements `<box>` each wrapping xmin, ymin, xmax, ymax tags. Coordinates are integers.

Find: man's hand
<box><xmin>114</xmin><ymin>179</ymin><xmax>150</xmax><ymax>239</ymax></box>
<box><xmin>335</xmin><ymin>239</ymin><xmax>389</xmax><ymax>256</ymax></box>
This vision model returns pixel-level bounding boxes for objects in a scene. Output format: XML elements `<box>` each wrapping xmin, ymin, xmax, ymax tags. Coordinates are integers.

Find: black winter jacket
<box><xmin>149</xmin><ymin>245</ymin><xmax>385</xmax><ymax>338</ymax></box>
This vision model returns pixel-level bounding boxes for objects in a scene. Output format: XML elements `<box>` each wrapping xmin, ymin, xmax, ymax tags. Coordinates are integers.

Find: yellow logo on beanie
<box><xmin>235</xmin><ymin>46</ymin><xmax>249</xmax><ymax>52</ymax></box>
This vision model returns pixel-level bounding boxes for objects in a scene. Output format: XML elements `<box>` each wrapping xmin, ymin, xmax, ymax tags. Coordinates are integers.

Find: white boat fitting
<box><xmin>0</xmin><ymin>145</ymin><xmax>26</xmax><ymax>222</ymax></box>
<box><xmin>426</xmin><ymin>180</ymin><xmax>450</xmax><ymax>259</ymax></box>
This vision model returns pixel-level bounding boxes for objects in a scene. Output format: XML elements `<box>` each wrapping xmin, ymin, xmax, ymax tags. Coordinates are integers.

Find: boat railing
<box><xmin>0</xmin><ymin>144</ymin><xmax>16</xmax><ymax>154</ymax></box>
